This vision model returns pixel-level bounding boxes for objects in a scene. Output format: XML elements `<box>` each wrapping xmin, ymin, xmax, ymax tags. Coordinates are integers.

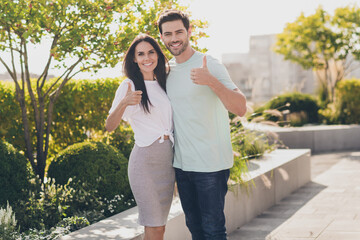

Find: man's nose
<box><xmin>171</xmin><ymin>35</ymin><xmax>178</xmax><ymax>42</ymax></box>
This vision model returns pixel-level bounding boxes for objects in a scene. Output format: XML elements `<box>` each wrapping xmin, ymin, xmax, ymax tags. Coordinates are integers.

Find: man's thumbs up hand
<box><xmin>201</xmin><ymin>55</ymin><xmax>207</xmax><ymax>69</ymax></box>
<box><xmin>190</xmin><ymin>55</ymin><xmax>214</xmax><ymax>86</ymax></box>
<box><xmin>125</xmin><ymin>82</ymin><xmax>142</xmax><ymax>106</ymax></box>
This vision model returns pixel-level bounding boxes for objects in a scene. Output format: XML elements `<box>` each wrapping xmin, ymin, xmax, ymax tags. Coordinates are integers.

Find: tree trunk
<box><xmin>12</xmin><ymin>82</ymin><xmax>37</xmax><ymax>176</ymax></box>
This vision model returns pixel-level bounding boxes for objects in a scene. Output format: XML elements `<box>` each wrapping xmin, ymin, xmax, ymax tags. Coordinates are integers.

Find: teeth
<box><xmin>172</xmin><ymin>43</ymin><xmax>181</xmax><ymax>47</ymax></box>
<box><xmin>144</xmin><ymin>63</ymin><xmax>152</xmax><ymax>66</ymax></box>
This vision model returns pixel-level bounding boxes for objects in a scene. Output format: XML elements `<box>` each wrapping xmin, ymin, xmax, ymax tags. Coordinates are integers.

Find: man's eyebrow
<box><xmin>163</xmin><ymin>28</ymin><xmax>184</xmax><ymax>34</ymax></box>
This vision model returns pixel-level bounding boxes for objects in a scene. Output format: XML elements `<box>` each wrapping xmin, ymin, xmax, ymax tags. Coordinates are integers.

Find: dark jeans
<box><xmin>175</xmin><ymin>168</ymin><xmax>230</xmax><ymax>240</ymax></box>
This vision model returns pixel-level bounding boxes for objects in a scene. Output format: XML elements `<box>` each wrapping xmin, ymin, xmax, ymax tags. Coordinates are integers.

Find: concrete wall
<box><xmin>273</xmin><ymin>125</ymin><xmax>360</xmax><ymax>153</ymax></box>
<box><xmin>61</xmin><ymin>149</ymin><xmax>311</xmax><ymax>240</ymax></box>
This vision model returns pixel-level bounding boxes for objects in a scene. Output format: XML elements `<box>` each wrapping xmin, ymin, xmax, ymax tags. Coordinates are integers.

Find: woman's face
<box><xmin>134</xmin><ymin>41</ymin><xmax>158</xmax><ymax>79</ymax></box>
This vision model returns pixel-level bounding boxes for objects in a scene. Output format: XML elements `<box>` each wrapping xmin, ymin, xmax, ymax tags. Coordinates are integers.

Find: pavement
<box><xmin>228</xmin><ymin>151</ymin><xmax>360</xmax><ymax>240</ymax></box>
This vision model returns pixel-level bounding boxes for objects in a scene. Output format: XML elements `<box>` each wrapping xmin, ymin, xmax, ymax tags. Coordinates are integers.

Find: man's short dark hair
<box><xmin>157</xmin><ymin>9</ymin><xmax>190</xmax><ymax>34</ymax></box>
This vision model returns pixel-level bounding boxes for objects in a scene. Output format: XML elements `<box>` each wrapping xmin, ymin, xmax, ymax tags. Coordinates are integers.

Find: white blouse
<box><xmin>109</xmin><ymin>78</ymin><xmax>174</xmax><ymax>147</ymax></box>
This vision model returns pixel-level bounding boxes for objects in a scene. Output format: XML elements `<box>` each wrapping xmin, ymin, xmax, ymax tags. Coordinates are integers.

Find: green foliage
<box><xmin>0</xmin><ymin>140</ymin><xmax>31</xmax><ymax>206</ymax></box>
<box><xmin>336</xmin><ymin>79</ymin><xmax>360</xmax><ymax>124</ymax></box>
<box><xmin>0</xmin><ymin>82</ymin><xmax>23</xmax><ymax>151</ymax></box>
<box><xmin>229</xmin><ymin>118</ymin><xmax>278</xmax><ymax>184</ymax></box>
<box><xmin>14</xmin><ymin>178</ymin><xmax>77</xmax><ymax>231</ymax></box>
<box><xmin>56</xmin><ymin>216</ymin><xmax>90</xmax><ymax>232</ymax></box>
<box><xmin>102</xmin><ymin>125</ymin><xmax>134</xmax><ymax>159</ymax></box>
<box><xmin>0</xmin><ymin>78</ymin><xmax>134</xmax><ymax>161</ymax></box>
<box><xmin>0</xmin><ymin>202</ymin><xmax>18</xmax><ymax>240</ymax></box>
<box><xmin>275</xmin><ymin>7</ymin><xmax>339</xmax><ymax>70</ymax></box>
<box><xmin>47</xmin><ymin>141</ymin><xmax>132</xmax><ymax>202</ymax></box>
<box><xmin>274</xmin><ymin>5</ymin><xmax>360</xmax><ymax>104</ymax></box>
<box><xmin>49</xmin><ymin>77</ymin><xmax>127</xmax><ymax>157</ymax></box>
<box><xmin>318</xmin><ymin>102</ymin><xmax>340</xmax><ymax>124</ymax></box>
<box><xmin>253</xmin><ymin>92</ymin><xmax>319</xmax><ymax>126</ymax></box>
<box><xmin>319</xmin><ymin>79</ymin><xmax>360</xmax><ymax>124</ymax></box>
<box><xmin>0</xmin><ymin>0</ymin><xmax>129</xmax><ymax>69</ymax></box>
<box><xmin>17</xmin><ymin>226</ymin><xmax>70</xmax><ymax>240</ymax></box>
<box><xmin>13</xmin><ymin>176</ymin><xmax>121</xmax><ymax>232</ymax></box>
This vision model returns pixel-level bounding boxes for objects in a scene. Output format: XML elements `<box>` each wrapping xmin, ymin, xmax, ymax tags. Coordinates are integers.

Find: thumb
<box><xmin>202</xmin><ymin>55</ymin><xmax>207</xmax><ymax>68</ymax></box>
<box><xmin>127</xmin><ymin>82</ymin><xmax>132</xmax><ymax>92</ymax></box>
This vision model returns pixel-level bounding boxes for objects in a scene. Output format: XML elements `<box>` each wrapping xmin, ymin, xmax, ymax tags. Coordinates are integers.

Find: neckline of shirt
<box><xmin>171</xmin><ymin>51</ymin><xmax>201</xmax><ymax>67</ymax></box>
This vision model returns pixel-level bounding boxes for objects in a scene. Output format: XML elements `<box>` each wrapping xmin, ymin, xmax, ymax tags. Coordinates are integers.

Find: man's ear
<box><xmin>188</xmin><ymin>25</ymin><xmax>192</xmax><ymax>37</ymax></box>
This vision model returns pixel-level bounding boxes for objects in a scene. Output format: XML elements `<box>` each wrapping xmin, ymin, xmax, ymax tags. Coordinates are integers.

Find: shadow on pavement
<box><xmin>228</xmin><ymin>181</ymin><xmax>327</xmax><ymax>240</ymax></box>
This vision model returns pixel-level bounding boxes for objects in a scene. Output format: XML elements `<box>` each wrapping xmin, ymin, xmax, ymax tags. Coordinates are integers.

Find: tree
<box><xmin>274</xmin><ymin>6</ymin><xmax>360</xmax><ymax>105</ymax></box>
<box><xmin>0</xmin><ymin>0</ymin><xmax>207</xmax><ymax>181</ymax></box>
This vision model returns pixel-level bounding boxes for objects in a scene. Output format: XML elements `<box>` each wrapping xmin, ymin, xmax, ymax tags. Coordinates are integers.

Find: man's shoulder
<box><xmin>204</xmin><ymin>54</ymin><xmax>222</xmax><ymax>66</ymax></box>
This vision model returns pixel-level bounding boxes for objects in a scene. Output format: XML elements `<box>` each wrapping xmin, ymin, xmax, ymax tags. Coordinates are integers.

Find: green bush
<box><xmin>47</xmin><ymin>141</ymin><xmax>132</xmax><ymax>202</ymax></box>
<box><xmin>56</xmin><ymin>216</ymin><xmax>90</xmax><ymax>232</ymax></box>
<box><xmin>253</xmin><ymin>92</ymin><xmax>319</xmax><ymax>126</ymax></box>
<box><xmin>0</xmin><ymin>83</ymin><xmax>24</xmax><ymax>151</ymax></box>
<box><xmin>336</xmin><ymin>79</ymin><xmax>360</xmax><ymax>124</ymax></box>
<box><xmin>0</xmin><ymin>78</ymin><xmax>133</xmax><ymax>162</ymax></box>
<box><xmin>319</xmin><ymin>79</ymin><xmax>360</xmax><ymax>124</ymax></box>
<box><xmin>49</xmin><ymin>78</ymin><xmax>123</xmax><ymax>156</ymax></box>
<box><xmin>318</xmin><ymin>103</ymin><xmax>340</xmax><ymax>124</ymax></box>
<box><xmin>14</xmin><ymin>176</ymin><xmax>108</xmax><ymax>231</ymax></box>
<box><xmin>229</xmin><ymin>119</ymin><xmax>278</xmax><ymax>185</ymax></box>
<box><xmin>14</xmin><ymin>177</ymin><xmax>77</xmax><ymax>231</ymax></box>
<box><xmin>0</xmin><ymin>140</ymin><xmax>31</xmax><ymax>206</ymax></box>
<box><xmin>102</xmin><ymin>125</ymin><xmax>134</xmax><ymax>159</ymax></box>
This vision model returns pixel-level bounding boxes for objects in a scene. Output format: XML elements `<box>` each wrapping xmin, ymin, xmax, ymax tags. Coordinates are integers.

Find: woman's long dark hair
<box><xmin>123</xmin><ymin>34</ymin><xmax>168</xmax><ymax>113</ymax></box>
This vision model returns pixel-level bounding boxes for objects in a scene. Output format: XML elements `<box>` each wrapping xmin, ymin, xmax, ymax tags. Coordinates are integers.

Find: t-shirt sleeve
<box><xmin>207</xmin><ymin>55</ymin><xmax>238</xmax><ymax>90</ymax></box>
<box><xmin>108</xmin><ymin>79</ymin><xmax>135</xmax><ymax>121</ymax></box>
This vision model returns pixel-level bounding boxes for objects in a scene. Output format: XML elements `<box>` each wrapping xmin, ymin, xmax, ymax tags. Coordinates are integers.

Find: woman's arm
<box><xmin>105</xmin><ymin>82</ymin><xmax>142</xmax><ymax>132</ymax></box>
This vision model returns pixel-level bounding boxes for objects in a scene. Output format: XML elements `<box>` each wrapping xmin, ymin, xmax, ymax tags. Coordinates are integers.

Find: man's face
<box><xmin>161</xmin><ymin>19</ymin><xmax>190</xmax><ymax>56</ymax></box>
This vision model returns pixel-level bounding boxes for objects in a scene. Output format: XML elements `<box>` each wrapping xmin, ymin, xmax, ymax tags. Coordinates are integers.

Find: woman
<box><xmin>105</xmin><ymin>34</ymin><xmax>174</xmax><ymax>240</ymax></box>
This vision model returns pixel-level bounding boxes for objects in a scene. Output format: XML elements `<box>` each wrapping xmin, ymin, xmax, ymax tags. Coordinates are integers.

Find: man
<box><xmin>158</xmin><ymin>10</ymin><xmax>247</xmax><ymax>240</ymax></box>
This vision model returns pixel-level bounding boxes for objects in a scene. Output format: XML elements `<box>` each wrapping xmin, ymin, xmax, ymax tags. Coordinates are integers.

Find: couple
<box><xmin>106</xmin><ymin>10</ymin><xmax>247</xmax><ymax>240</ymax></box>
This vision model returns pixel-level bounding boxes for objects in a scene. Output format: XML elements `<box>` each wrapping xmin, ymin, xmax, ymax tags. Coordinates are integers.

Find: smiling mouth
<box><xmin>143</xmin><ymin>63</ymin><xmax>153</xmax><ymax>66</ymax></box>
<box><xmin>170</xmin><ymin>42</ymin><xmax>182</xmax><ymax>48</ymax></box>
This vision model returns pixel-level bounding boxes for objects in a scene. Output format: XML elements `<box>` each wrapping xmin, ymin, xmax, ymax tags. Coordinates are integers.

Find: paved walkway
<box><xmin>228</xmin><ymin>151</ymin><xmax>360</xmax><ymax>240</ymax></box>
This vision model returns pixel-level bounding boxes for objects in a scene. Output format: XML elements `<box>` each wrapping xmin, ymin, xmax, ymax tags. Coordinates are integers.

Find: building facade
<box><xmin>222</xmin><ymin>34</ymin><xmax>315</xmax><ymax>104</ymax></box>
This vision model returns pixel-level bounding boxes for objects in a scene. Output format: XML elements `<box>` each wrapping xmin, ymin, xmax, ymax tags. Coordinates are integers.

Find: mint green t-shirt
<box><xmin>166</xmin><ymin>51</ymin><xmax>237</xmax><ymax>172</ymax></box>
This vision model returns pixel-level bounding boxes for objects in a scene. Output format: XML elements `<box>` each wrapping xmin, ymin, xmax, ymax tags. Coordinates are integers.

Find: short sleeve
<box><xmin>108</xmin><ymin>79</ymin><xmax>135</xmax><ymax>121</ymax></box>
<box><xmin>207</xmin><ymin>55</ymin><xmax>238</xmax><ymax>91</ymax></box>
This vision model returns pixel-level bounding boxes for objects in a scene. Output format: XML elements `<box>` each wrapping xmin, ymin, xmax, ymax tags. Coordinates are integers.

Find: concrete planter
<box><xmin>61</xmin><ymin>149</ymin><xmax>311</xmax><ymax>240</ymax></box>
<box><xmin>246</xmin><ymin>124</ymin><xmax>360</xmax><ymax>153</ymax></box>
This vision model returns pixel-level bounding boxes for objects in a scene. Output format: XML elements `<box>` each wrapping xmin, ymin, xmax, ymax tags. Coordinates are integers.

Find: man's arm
<box><xmin>190</xmin><ymin>56</ymin><xmax>247</xmax><ymax>116</ymax></box>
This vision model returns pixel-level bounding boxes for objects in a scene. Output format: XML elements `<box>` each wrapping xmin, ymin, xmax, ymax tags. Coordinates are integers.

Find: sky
<box><xmin>0</xmin><ymin>0</ymin><xmax>358</xmax><ymax>80</ymax></box>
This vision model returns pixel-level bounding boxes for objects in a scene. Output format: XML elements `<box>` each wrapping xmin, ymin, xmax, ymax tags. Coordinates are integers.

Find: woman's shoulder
<box><xmin>118</xmin><ymin>78</ymin><xmax>134</xmax><ymax>87</ymax></box>
<box><xmin>120</xmin><ymin>78</ymin><xmax>134</xmax><ymax>84</ymax></box>
<box><xmin>117</xmin><ymin>78</ymin><xmax>135</xmax><ymax>92</ymax></box>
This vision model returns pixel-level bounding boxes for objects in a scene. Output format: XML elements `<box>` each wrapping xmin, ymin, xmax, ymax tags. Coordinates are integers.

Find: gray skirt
<box><xmin>128</xmin><ymin>139</ymin><xmax>175</xmax><ymax>226</ymax></box>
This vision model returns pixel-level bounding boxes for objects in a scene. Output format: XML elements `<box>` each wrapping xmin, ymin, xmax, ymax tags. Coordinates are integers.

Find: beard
<box><xmin>166</xmin><ymin>38</ymin><xmax>189</xmax><ymax>56</ymax></box>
